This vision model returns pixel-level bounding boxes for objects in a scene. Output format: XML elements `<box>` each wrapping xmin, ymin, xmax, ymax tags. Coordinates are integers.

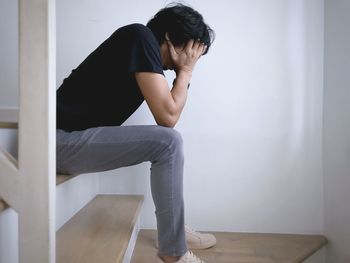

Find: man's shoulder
<box><xmin>124</xmin><ymin>23</ymin><xmax>149</xmax><ymax>32</ymax></box>
<box><xmin>115</xmin><ymin>23</ymin><xmax>154</xmax><ymax>39</ymax></box>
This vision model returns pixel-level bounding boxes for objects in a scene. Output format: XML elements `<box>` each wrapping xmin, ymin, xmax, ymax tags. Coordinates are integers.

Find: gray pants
<box><xmin>56</xmin><ymin>125</ymin><xmax>188</xmax><ymax>256</ymax></box>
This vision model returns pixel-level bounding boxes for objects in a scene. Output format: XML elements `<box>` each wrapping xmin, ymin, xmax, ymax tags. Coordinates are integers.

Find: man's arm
<box><xmin>135</xmin><ymin>39</ymin><xmax>206</xmax><ymax>128</ymax></box>
<box><xmin>135</xmin><ymin>70</ymin><xmax>191</xmax><ymax>128</ymax></box>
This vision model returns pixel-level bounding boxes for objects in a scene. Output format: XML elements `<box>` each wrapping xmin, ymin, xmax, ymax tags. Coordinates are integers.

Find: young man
<box><xmin>56</xmin><ymin>3</ymin><xmax>215</xmax><ymax>263</ymax></box>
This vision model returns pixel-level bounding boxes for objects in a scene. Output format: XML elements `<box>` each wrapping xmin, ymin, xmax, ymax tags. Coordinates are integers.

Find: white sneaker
<box><xmin>175</xmin><ymin>251</ymin><xmax>205</xmax><ymax>263</ymax></box>
<box><xmin>184</xmin><ymin>225</ymin><xmax>217</xmax><ymax>249</ymax></box>
<box><xmin>155</xmin><ymin>224</ymin><xmax>217</xmax><ymax>250</ymax></box>
<box><xmin>157</xmin><ymin>250</ymin><xmax>205</xmax><ymax>263</ymax></box>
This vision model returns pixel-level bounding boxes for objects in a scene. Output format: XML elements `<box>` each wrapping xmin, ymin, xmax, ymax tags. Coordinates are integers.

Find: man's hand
<box><xmin>134</xmin><ymin>37</ymin><xmax>205</xmax><ymax>128</ymax></box>
<box><xmin>167</xmin><ymin>37</ymin><xmax>207</xmax><ymax>74</ymax></box>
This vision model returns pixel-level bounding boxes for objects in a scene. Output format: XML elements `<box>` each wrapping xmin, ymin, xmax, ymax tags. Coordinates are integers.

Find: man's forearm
<box><xmin>170</xmin><ymin>70</ymin><xmax>192</xmax><ymax>119</ymax></box>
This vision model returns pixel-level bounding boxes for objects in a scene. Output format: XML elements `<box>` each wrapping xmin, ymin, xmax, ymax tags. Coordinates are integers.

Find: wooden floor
<box><xmin>131</xmin><ymin>229</ymin><xmax>327</xmax><ymax>263</ymax></box>
<box><xmin>57</xmin><ymin>194</ymin><xmax>143</xmax><ymax>263</ymax></box>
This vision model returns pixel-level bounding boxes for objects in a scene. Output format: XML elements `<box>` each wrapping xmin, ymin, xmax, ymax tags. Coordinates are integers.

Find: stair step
<box><xmin>0</xmin><ymin>174</ymin><xmax>81</xmax><ymax>213</ymax></box>
<box><xmin>0</xmin><ymin>200</ymin><xmax>7</xmax><ymax>212</ymax></box>
<box><xmin>56</xmin><ymin>173</ymin><xmax>81</xmax><ymax>185</ymax></box>
<box><xmin>131</xmin><ymin>230</ymin><xmax>327</xmax><ymax>263</ymax></box>
<box><xmin>1</xmin><ymin>119</ymin><xmax>76</xmax><ymax>212</ymax></box>
<box><xmin>0</xmin><ymin>122</ymin><xmax>17</xmax><ymax>129</ymax></box>
<box><xmin>57</xmin><ymin>194</ymin><xmax>144</xmax><ymax>263</ymax></box>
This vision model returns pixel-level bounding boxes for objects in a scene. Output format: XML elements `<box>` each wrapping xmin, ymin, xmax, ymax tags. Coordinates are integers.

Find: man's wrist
<box><xmin>173</xmin><ymin>70</ymin><xmax>191</xmax><ymax>91</ymax></box>
<box><xmin>176</xmin><ymin>69</ymin><xmax>192</xmax><ymax>83</ymax></box>
<box><xmin>173</xmin><ymin>78</ymin><xmax>190</xmax><ymax>89</ymax></box>
<box><xmin>177</xmin><ymin>68</ymin><xmax>192</xmax><ymax>77</ymax></box>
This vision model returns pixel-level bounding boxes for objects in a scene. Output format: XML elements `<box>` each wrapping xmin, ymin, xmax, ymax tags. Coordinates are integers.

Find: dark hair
<box><xmin>147</xmin><ymin>2</ymin><xmax>215</xmax><ymax>55</ymax></box>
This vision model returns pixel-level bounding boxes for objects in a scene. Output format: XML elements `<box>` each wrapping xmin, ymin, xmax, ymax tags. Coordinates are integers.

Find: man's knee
<box><xmin>153</xmin><ymin>126</ymin><xmax>183</xmax><ymax>154</ymax></box>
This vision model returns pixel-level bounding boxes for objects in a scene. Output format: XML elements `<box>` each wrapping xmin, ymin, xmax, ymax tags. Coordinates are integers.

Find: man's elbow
<box><xmin>156</xmin><ymin>114</ymin><xmax>178</xmax><ymax>128</ymax></box>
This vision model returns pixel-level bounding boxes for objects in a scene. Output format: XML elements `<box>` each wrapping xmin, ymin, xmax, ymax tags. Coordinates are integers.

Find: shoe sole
<box><xmin>155</xmin><ymin>239</ymin><xmax>216</xmax><ymax>250</ymax></box>
<box><xmin>187</xmin><ymin>239</ymin><xmax>216</xmax><ymax>250</ymax></box>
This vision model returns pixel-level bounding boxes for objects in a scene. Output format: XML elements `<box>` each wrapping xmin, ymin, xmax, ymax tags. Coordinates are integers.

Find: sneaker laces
<box><xmin>184</xmin><ymin>250</ymin><xmax>205</xmax><ymax>263</ymax></box>
<box><xmin>185</xmin><ymin>224</ymin><xmax>199</xmax><ymax>234</ymax></box>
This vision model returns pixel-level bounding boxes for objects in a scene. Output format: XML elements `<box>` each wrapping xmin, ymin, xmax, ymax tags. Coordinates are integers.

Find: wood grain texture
<box><xmin>56</xmin><ymin>173</ymin><xmax>80</xmax><ymax>185</ymax></box>
<box><xmin>0</xmin><ymin>199</ymin><xmax>9</xmax><ymax>211</ymax></box>
<box><xmin>57</xmin><ymin>194</ymin><xmax>144</xmax><ymax>263</ymax></box>
<box><xmin>0</xmin><ymin>174</ymin><xmax>78</xmax><ymax>213</ymax></box>
<box><xmin>131</xmin><ymin>230</ymin><xmax>327</xmax><ymax>263</ymax></box>
<box><xmin>0</xmin><ymin>123</ymin><xmax>18</xmax><ymax>129</ymax></box>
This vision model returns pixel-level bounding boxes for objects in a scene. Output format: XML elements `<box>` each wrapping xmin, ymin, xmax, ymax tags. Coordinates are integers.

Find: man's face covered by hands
<box><xmin>161</xmin><ymin>33</ymin><xmax>207</xmax><ymax>72</ymax></box>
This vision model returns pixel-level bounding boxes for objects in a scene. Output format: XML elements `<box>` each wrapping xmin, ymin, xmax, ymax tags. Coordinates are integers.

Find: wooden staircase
<box><xmin>131</xmin><ymin>230</ymin><xmax>327</xmax><ymax>263</ymax></box>
<box><xmin>1</xmin><ymin>121</ymin><xmax>328</xmax><ymax>263</ymax></box>
<box><xmin>1</xmin><ymin>122</ymin><xmax>145</xmax><ymax>263</ymax></box>
<box><xmin>0</xmin><ymin>171</ymin><xmax>145</xmax><ymax>263</ymax></box>
<box><xmin>57</xmin><ymin>194</ymin><xmax>144</xmax><ymax>263</ymax></box>
<box><xmin>1</xmin><ymin>122</ymin><xmax>328</xmax><ymax>263</ymax></box>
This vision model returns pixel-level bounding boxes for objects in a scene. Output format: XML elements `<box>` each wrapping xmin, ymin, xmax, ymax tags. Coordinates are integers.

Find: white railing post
<box><xmin>18</xmin><ymin>0</ymin><xmax>56</xmax><ymax>262</ymax></box>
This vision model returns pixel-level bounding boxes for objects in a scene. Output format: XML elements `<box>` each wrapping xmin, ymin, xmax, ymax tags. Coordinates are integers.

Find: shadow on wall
<box><xmin>283</xmin><ymin>0</ymin><xmax>323</xmax><ymax>173</ymax></box>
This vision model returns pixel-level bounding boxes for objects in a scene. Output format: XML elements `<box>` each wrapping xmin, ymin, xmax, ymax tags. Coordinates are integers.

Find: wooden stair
<box><xmin>1</xmin><ymin>121</ymin><xmax>328</xmax><ymax>263</ymax></box>
<box><xmin>0</xmin><ymin>146</ymin><xmax>144</xmax><ymax>263</ymax></box>
<box><xmin>57</xmin><ymin>194</ymin><xmax>144</xmax><ymax>263</ymax></box>
<box><xmin>1</xmin><ymin>122</ymin><xmax>146</xmax><ymax>263</ymax></box>
<box><xmin>0</xmin><ymin>122</ymin><xmax>17</xmax><ymax>129</ymax></box>
<box><xmin>0</xmin><ymin>120</ymin><xmax>78</xmax><ymax>213</ymax></box>
<box><xmin>0</xmin><ymin>198</ymin><xmax>8</xmax><ymax>212</ymax></box>
<box><xmin>0</xmin><ymin>174</ymin><xmax>79</xmax><ymax>213</ymax></box>
<box><xmin>131</xmin><ymin>230</ymin><xmax>327</xmax><ymax>263</ymax></box>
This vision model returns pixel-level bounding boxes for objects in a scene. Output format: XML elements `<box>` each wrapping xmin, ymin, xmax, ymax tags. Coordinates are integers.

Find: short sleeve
<box><xmin>127</xmin><ymin>25</ymin><xmax>164</xmax><ymax>75</ymax></box>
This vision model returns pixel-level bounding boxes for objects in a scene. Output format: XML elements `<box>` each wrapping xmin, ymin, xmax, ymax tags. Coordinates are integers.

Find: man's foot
<box><xmin>155</xmin><ymin>224</ymin><xmax>217</xmax><ymax>250</ymax></box>
<box><xmin>183</xmin><ymin>225</ymin><xmax>217</xmax><ymax>249</ymax></box>
<box><xmin>157</xmin><ymin>250</ymin><xmax>205</xmax><ymax>263</ymax></box>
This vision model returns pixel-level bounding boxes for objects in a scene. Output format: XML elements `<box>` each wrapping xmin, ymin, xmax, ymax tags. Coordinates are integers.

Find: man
<box><xmin>56</xmin><ymin>3</ymin><xmax>215</xmax><ymax>263</ymax></box>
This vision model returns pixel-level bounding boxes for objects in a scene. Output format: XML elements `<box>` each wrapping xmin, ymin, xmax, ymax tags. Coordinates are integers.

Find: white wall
<box><xmin>324</xmin><ymin>0</ymin><xmax>350</xmax><ymax>262</ymax></box>
<box><xmin>0</xmin><ymin>0</ymin><xmax>18</xmax><ymax>107</ymax></box>
<box><xmin>55</xmin><ymin>0</ymin><xmax>325</xmax><ymax>234</ymax></box>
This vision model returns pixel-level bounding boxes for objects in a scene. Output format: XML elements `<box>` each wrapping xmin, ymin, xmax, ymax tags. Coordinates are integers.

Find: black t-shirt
<box><xmin>56</xmin><ymin>23</ymin><xmax>164</xmax><ymax>131</ymax></box>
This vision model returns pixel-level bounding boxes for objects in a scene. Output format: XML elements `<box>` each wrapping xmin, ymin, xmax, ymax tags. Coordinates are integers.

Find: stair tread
<box><xmin>0</xmin><ymin>122</ymin><xmax>17</xmax><ymax>129</ymax></box>
<box><xmin>57</xmin><ymin>194</ymin><xmax>144</xmax><ymax>263</ymax></box>
<box><xmin>0</xmin><ymin>174</ymin><xmax>78</xmax><ymax>213</ymax></box>
<box><xmin>0</xmin><ymin>200</ymin><xmax>7</xmax><ymax>212</ymax></box>
<box><xmin>56</xmin><ymin>173</ymin><xmax>80</xmax><ymax>185</ymax></box>
<box><xmin>131</xmin><ymin>229</ymin><xmax>327</xmax><ymax>263</ymax></box>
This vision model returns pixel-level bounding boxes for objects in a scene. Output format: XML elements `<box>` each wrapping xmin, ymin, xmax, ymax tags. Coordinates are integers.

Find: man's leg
<box><xmin>56</xmin><ymin>125</ymin><xmax>188</xmax><ymax>257</ymax></box>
